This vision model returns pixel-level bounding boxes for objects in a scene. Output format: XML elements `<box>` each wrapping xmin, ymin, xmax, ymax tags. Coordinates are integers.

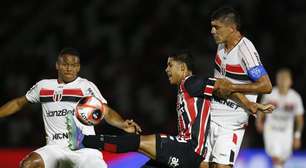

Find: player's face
<box><xmin>211</xmin><ymin>19</ymin><xmax>234</xmax><ymax>44</ymax></box>
<box><xmin>56</xmin><ymin>54</ymin><xmax>80</xmax><ymax>83</ymax></box>
<box><xmin>276</xmin><ymin>72</ymin><xmax>292</xmax><ymax>91</ymax></box>
<box><xmin>165</xmin><ymin>57</ymin><xmax>185</xmax><ymax>85</ymax></box>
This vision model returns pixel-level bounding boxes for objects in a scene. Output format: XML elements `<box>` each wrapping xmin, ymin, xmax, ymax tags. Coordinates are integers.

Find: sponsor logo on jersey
<box><xmin>213</xmin><ymin>97</ymin><xmax>240</xmax><ymax>110</ymax></box>
<box><xmin>52</xmin><ymin>132</ymin><xmax>69</xmax><ymax>140</ymax></box>
<box><xmin>46</xmin><ymin>109</ymin><xmax>74</xmax><ymax>117</ymax></box>
<box><xmin>53</xmin><ymin>90</ymin><xmax>63</xmax><ymax>102</ymax></box>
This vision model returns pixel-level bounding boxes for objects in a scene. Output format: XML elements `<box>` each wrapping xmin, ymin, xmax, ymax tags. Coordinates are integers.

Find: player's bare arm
<box><xmin>229</xmin><ymin>93</ymin><xmax>275</xmax><ymax>114</ymax></box>
<box><xmin>103</xmin><ymin>104</ymin><xmax>142</xmax><ymax>134</ymax></box>
<box><xmin>0</xmin><ymin>96</ymin><xmax>28</xmax><ymax>117</ymax></box>
<box><xmin>293</xmin><ymin>114</ymin><xmax>304</xmax><ymax>150</ymax></box>
<box><xmin>215</xmin><ymin>75</ymin><xmax>272</xmax><ymax>98</ymax></box>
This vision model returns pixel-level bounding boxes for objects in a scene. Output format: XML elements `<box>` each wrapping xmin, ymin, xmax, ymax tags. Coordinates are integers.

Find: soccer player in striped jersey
<box><xmin>256</xmin><ymin>69</ymin><xmax>304</xmax><ymax>168</ymax></box>
<box><xmin>0</xmin><ymin>48</ymin><xmax>140</xmax><ymax>168</ymax></box>
<box><xmin>202</xmin><ymin>7</ymin><xmax>273</xmax><ymax>168</ymax></box>
<box><xmin>66</xmin><ymin>51</ymin><xmax>274</xmax><ymax>168</ymax></box>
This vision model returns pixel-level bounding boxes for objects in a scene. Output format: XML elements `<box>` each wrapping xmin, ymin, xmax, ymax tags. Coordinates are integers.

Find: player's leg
<box><xmin>67</xmin><ymin>112</ymin><xmax>140</xmax><ymax>152</ymax></box>
<box><xmin>271</xmin><ymin>157</ymin><xmax>285</xmax><ymax>168</ymax></box>
<box><xmin>73</xmin><ymin>148</ymin><xmax>108</xmax><ymax>168</ymax></box>
<box><xmin>209</xmin><ymin>126</ymin><xmax>245</xmax><ymax>168</ymax></box>
<box><xmin>154</xmin><ymin>134</ymin><xmax>204</xmax><ymax>167</ymax></box>
<box><xmin>138</xmin><ymin>134</ymin><xmax>156</xmax><ymax>159</ymax></box>
<box><xmin>201</xmin><ymin>121</ymin><xmax>217</xmax><ymax>168</ymax></box>
<box><xmin>26</xmin><ymin>145</ymin><xmax>71</xmax><ymax>168</ymax></box>
<box><xmin>263</xmin><ymin>128</ymin><xmax>291</xmax><ymax>168</ymax></box>
<box><xmin>20</xmin><ymin>152</ymin><xmax>45</xmax><ymax>168</ymax></box>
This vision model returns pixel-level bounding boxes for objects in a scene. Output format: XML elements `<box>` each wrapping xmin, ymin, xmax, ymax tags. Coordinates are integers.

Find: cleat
<box><xmin>66</xmin><ymin>112</ymin><xmax>84</xmax><ymax>150</ymax></box>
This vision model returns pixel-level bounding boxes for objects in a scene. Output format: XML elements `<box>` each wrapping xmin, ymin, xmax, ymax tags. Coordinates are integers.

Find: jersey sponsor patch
<box><xmin>52</xmin><ymin>132</ymin><xmax>69</xmax><ymax>140</ymax></box>
<box><xmin>46</xmin><ymin>109</ymin><xmax>74</xmax><ymax>117</ymax></box>
<box><xmin>213</xmin><ymin>97</ymin><xmax>241</xmax><ymax>110</ymax></box>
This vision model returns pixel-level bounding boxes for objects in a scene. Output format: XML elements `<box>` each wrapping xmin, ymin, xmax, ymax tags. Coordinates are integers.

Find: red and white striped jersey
<box><xmin>26</xmin><ymin>77</ymin><xmax>107</xmax><ymax>147</ymax></box>
<box><xmin>262</xmin><ymin>87</ymin><xmax>304</xmax><ymax>133</ymax></box>
<box><xmin>176</xmin><ymin>75</ymin><xmax>215</xmax><ymax>157</ymax></box>
<box><xmin>212</xmin><ymin>37</ymin><xmax>264</xmax><ymax>129</ymax></box>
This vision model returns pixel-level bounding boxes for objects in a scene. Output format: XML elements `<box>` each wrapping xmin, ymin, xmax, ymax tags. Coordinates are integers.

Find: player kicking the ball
<box><xmin>0</xmin><ymin>48</ymin><xmax>141</xmax><ymax>168</ymax></box>
<box><xmin>66</xmin><ymin>51</ymin><xmax>274</xmax><ymax>168</ymax></box>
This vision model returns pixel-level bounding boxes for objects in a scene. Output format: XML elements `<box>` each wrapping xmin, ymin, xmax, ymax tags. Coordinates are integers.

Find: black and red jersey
<box><xmin>176</xmin><ymin>75</ymin><xmax>215</xmax><ymax>156</ymax></box>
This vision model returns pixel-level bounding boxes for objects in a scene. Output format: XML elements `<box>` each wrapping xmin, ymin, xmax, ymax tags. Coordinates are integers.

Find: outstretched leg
<box><xmin>138</xmin><ymin>135</ymin><xmax>156</xmax><ymax>159</ymax></box>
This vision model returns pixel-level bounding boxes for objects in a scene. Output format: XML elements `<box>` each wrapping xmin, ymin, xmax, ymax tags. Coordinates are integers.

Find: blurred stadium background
<box><xmin>0</xmin><ymin>0</ymin><xmax>306</xmax><ymax>167</ymax></box>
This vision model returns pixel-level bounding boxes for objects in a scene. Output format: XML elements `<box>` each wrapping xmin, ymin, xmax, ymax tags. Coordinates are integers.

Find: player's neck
<box><xmin>224</xmin><ymin>32</ymin><xmax>242</xmax><ymax>53</ymax></box>
<box><xmin>278</xmin><ymin>88</ymin><xmax>289</xmax><ymax>95</ymax></box>
<box><xmin>57</xmin><ymin>77</ymin><xmax>78</xmax><ymax>84</ymax></box>
<box><xmin>178</xmin><ymin>71</ymin><xmax>193</xmax><ymax>85</ymax></box>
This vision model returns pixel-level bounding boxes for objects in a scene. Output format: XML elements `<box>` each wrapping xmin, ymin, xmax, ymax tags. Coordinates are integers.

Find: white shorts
<box><xmin>263</xmin><ymin>125</ymin><xmax>293</xmax><ymax>160</ymax></box>
<box><xmin>34</xmin><ymin>145</ymin><xmax>107</xmax><ymax>168</ymax></box>
<box><xmin>204</xmin><ymin>121</ymin><xmax>245</xmax><ymax>165</ymax></box>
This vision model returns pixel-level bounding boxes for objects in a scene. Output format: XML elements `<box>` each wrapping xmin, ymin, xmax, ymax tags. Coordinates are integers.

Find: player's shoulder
<box><xmin>238</xmin><ymin>37</ymin><xmax>255</xmax><ymax>47</ymax></box>
<box><xmin>183</xmin><ymin>75</ymin><xmax>201</xmax><ymax>85</ymax></box>
<box><xmin>75</xmin><ymin>77</ymin><xmax>99</xmax><ymax>88</ymax></box>
<box><xmin>288</xmin><ymin>88</ymin><xmax>302</xmax><ymax>99</ymax></box>
<box><xmin>35</xmin><ymin>79</ymin><xmax>57</xmax><ymax>86</ymax></box>
<box><xmin>75</xmin><ymin>77</ymin><xmax>93</xmax><ymax>84</ymax></box>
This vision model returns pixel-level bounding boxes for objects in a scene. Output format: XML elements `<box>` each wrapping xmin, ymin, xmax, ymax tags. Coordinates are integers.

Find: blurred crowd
<box><xmin>0</xmin><ymin>0</ymin><xmax>306</xmax><ymax>149</ymax></box>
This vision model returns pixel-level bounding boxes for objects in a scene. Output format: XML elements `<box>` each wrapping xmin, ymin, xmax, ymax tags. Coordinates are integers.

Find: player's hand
<box><xmin>256</xmin><ymin>103</ymin><xmax>275</xmax><ymax>113</ymax></box>
<box><xmin>214</xmin><ymin>78</ymin><xmax>233</xmax><ymax>99</ymax></box>
<box><xmin>122</xmin><ymin>119</ymin><xmax>142</xmax><ymax>134</ymax></box>
<box><xmin>293</xmin><ymin>138</ymin><xmax>301</xmax><ymax>150</ymax></box>
<box><xmin>248</xmin><ymin>103</ymin><xmax>275</xmax><ymax>114</ymax></box>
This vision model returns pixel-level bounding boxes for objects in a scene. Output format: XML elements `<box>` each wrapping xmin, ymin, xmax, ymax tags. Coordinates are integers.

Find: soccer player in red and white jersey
<box><xmin>202</xmin><ymin>7</ymin><xmax>273</xmax><ymax>168</ymax></box>
<box><xmin>256</xmin><ymin>69</ymin><xmax>304</xmax><ymax>168</ymax></box>
<box><xmin>0</xmin><ymin>48</ymin><xmax>141</xmax><ymax>168</ymax></box>
<box><xmin>66</xmin><ymin>51</ymin><xmax>274</xmax><ymax>168</ymax></box>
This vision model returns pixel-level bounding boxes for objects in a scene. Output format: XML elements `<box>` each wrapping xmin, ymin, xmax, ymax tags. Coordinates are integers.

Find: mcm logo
<box><xmin>53</xmin><ymin>90</ymin><xmax>63</xmax><ymax>102</ymax></box>
<box><xmin>168</xmin><ymin>156</ymin><xmax>179</xmax><ymax>168</ymax></box>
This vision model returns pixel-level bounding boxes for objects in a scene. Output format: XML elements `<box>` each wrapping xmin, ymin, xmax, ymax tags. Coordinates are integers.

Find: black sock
<box><xmin>83</xmin><ymin>134</ymin><xmax>140</xmax><ymax>153</ymax></box>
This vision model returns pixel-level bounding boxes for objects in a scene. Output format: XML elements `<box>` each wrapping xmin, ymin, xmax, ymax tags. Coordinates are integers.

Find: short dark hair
<box><xmin>169</xmin><ymin>50</ymin><xmax>194</xmax><ymax>71</ymax></box>
<box><xmin>58</xmin><ymin>47</ymin><xmax>80</xmax><ymax>58</ymax></box>
<box><xmin>211</xmin><ymin>6</ymin><xmax>241</xmax><ymax>29</ymax></box>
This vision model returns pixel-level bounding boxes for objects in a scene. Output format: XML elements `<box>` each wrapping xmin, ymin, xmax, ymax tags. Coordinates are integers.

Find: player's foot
<box><xmin>66</xmin><ymin>112</ymin><xmax>84</xmax><ymax>150</ymax></box>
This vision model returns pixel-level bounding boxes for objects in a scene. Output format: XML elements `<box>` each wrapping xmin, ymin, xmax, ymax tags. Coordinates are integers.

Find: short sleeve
<box><xmin>85</xmin><ymin>81</ymin><xmax>107</xmax><ymax>104</ymax></box>
<box><xmin>238</xmin><ymin>39</ymin><xmax>261</xmax><ymax>69</ymax></box>
<box><xmin>238</xmin><ymin>39</ymin><xmax>267</xmax><ymax>81</ymax></box>
<box><xmin>184</xmin><ymin>76</ymin><xmax>215</xmax><ymax>98</ymax></box>
<box><xmin>25</xmin><ymin>81</ymin><xmax>41</xmax><ymax>103</ymax></box>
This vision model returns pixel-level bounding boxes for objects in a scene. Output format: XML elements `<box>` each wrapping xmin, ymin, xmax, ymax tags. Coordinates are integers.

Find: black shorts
<box><xmin>156</xmin><ymin>134</ymin><xmax>203</xmax><ymax>168</ymax></box>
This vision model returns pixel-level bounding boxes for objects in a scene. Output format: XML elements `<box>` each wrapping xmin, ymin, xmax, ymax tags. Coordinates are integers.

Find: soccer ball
<box><xmin>75</xmin><ymin>96</ymin><xmax>104</xmax><ymax>125</ymax></box>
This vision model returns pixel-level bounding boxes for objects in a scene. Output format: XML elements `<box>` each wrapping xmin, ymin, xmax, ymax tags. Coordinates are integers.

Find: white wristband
<box><xmin>294</xmin><ymin>131</ymin><xmax>301</xmax><ymax>139</ymax></box>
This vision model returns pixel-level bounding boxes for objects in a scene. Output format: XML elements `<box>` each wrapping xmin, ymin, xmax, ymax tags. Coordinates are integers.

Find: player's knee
<box><xmin>139</xmin><ymin>135</ymin><xmax>156</xmax><ymax>151</ymax></box>
<box><xmin>20</xmin><ymin>153</ymin><xmax>44</xmax><ymax>168</ymax></box>
<box><xmin>272</xmin><ymin>157</ymin><xmax>283</xmax><ymax>165</ymax></box>
<box><xmin>139</xmin><ymin>135</ymin><xmax>156</xmax><ymax>159</ymax></box>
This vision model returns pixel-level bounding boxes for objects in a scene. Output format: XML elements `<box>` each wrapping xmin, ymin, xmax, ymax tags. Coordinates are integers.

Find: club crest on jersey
<box><xmin>53</xmin><ymin>90</ymin><xmax>63</xmax><ymax>102</ymax></box>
